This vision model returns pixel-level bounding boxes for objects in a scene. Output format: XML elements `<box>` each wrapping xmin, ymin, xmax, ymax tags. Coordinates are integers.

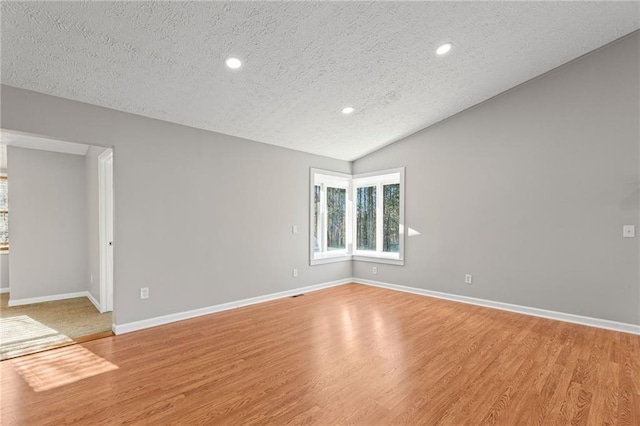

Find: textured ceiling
<box><xmin>1</xmin><ymin>2</ymin><xmax>639</xmax><ymax>161</ymax></box>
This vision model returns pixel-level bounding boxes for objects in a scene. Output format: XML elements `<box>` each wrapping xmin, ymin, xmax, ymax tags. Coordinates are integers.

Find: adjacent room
<box><xmin>0</xmin><ymin>1</ymin><xmax>638</xmax><ymax>425</ymax></box>
<box><xmin>0</xmin><ymin>137</ymin><xmax>114</xmax><ymax>360</ymax></box>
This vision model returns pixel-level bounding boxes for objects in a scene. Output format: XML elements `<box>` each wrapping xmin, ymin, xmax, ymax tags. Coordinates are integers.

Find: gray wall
<box><xmin>0</xmin><ymin>87</ymin><xmax>352</xmax><ymax>324</ymax></box>
<box><xmin>0</xmin><ymin>254</ymin><xmax>8</xmax><ymax>290</ymax></box>
<box><xmin>353</xmin><ymin>33</ymin><xmax>640</xmax><ymax>325</ymax></box>
<box><xmin>8</xmin><ymin>146</ymin><xmax>88</xmax><ymax>300</ymax></box>
<box><xmin>85</xmin><ymin>145</ymin><xmax>108</xmax><ymax>303</ymax></box>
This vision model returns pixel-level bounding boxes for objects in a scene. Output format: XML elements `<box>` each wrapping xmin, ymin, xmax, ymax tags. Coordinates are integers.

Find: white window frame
<box><xmin>310</xmin><ymin>169</ymin><xmax>352</xmax><ymax>265</ymax></box>
<box><xmin>352</xmin><ymin>168</ymin><xmax>405</xmax><ymax>265</ymax></box>
<box><xmin>310</xmin><ymin>167</ymin><xmax>405</xmax><ymax>266</ymax></box>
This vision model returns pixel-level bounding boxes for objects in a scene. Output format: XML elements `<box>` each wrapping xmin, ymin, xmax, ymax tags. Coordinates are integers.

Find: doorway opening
<box><xmin>0</xmin><ymin>130</ymin><xmax>114</xmax><ymax>360</ymax></box>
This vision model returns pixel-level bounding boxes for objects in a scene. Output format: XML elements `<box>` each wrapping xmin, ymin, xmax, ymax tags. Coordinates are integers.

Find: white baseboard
<box><xmin>8</xmin><ymin>291</ymin><xmax>90</xmax><ymax>307</ymax></box>
<box><xmin>86</xmin><ymin>292</ymin><xmax>102</xmax><ymax>312</ymax></box>
<box><xmin>112</xmin><ymin>277</ymin><xmax>640</xmax><ymax>336</ymax></box>
<box><xmin>354</xmin><ymin>278</ymin><xmax>640</xmax><ymax>336</ymax></box>
<box><xmin>0</xmin><ymin>287</ymin><xmax>9</xmax><ymax>294</ymax></box>
<box><xmin>112</xmin><ymin>278</ymin><xmax>351</xmax><ymax>335</ymax></box>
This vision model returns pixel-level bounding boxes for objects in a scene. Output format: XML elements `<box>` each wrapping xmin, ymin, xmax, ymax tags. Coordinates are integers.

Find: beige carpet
<box><xmin>0</xmin><ymin>293</ymin><xmax>113</xmax><ymax>360</ymax></box>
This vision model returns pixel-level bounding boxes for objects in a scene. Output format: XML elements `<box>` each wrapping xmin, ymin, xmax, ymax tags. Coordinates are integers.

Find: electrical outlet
<box><xmin>292</xmin><ymin>268</ymin><xmax>298</xmax><ymax>278</ymax></box>
<box><xmin>372</xmin><ymin>267</ymin><xmax>378</xmax><ymax>275</ymax></box>
<box><xmin>90</xmin><ymin>274</ymin><xmax>93</xmax><ymax>284</ymax></box>
<box><xmin>465</xmin><ymin>274</ymin><xmax>473</xmax><ymax>284</ymax></box>
<box><xmin>623</xmin><ymin>225</ymin><xmax>635</xmax><ymax>238</ymax></box>
<box><xmin>140</xmin><ymin>287</ymin><xmax>149</xmax><ymax>299</ymax></box>
<box><xmin>292</xmin><ymin>225</ymin><xmax>298</xmax><ymax>234</ymax></box>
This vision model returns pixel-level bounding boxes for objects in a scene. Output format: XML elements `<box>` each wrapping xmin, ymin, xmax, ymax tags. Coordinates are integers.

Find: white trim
<box><xmin>353</xmin><ymin>167</ymin><xmax>405</xmax><ymax>264</ymax></box>
<box><xmin>310</xmin><ymin>168</ymin><xmax>352</xmax><ymax>265</ymax></box>
<box><xmin>113</xmin><ymin>278</ymin><xmax>351</xmax><ymax>335</ymax></box>
<box><xmin>112</xmin><ymin>278</ymin><xmax>640</xmax><ymax>337</ymax></box>
<box><xmin>98</xmin><ymin>148</ymin><xmax>114</xmax><ymax>313</ymax></box>
<box><xmin>308</xmin><ymin>255</ymin><xmax>351</xmax><ymax>265</ymax></box>
<box><xmin>1</xmin><ymin>129</ymin><xmax>90</xmax><ymax>156</ymax></box>
<box><xmin>0</xmin><ymin>287</ymin><xmax>9</xmax><ymax>294</ymax></box>
<box><xmin>352</xmin><ymin>254</ymin><xmax>404</xmax><ymax>266</ymax></box>
<box><xmin>354</xmin><ymin>278</ymin><xmax>640</xmax><ymax>335</ymax></box>
<box><xmin>8</xmin><ymin>291</ymin><xmax>89</xmax><ymax>307</ymax></box>
<box><xmin>87</xmin><ymin>292</ymin><xmax>102</xmax><ymax>312</ymax></box>
<box><xmin>310</xmin><ymin>167</ymin><xmax>405</xmax><ymax>266</ymax></box>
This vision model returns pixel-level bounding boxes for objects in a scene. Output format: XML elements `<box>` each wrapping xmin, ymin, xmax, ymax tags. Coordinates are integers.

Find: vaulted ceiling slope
<box><xmin>2</xmin><ymin>2</ymin><xmax>638</xmax><ymax>161</ymax></box>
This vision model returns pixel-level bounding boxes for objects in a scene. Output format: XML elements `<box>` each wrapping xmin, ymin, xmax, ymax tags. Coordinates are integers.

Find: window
<box><xmin>310</xmin><ymin>170</ymin><xmax>351</xmax><ymax>264</ymax></box>
<box><xmin>356</xmin><ymin>186</ymin><xmax>376</xmax><ymax>250</ymax></box>
<box><xmin>352</xmin><ymin>170</ymin><xmax>404</xmax><ymax>263</ymax></box>
<box><xmin>0</xmin><ymin>175</ymin><xmax>7</xmax><ymax>251</ymax></box>
<box><xmin>310</xmin><ymin>168</ymin><xmax>404</xmax><ymax>265</ymax></box>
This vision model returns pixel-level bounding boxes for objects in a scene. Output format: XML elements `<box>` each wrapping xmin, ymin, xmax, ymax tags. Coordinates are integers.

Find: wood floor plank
<box><xmin>1</xmin><ymin>283</ymin><xmax>638</xmax><ymax>425</ymax></box>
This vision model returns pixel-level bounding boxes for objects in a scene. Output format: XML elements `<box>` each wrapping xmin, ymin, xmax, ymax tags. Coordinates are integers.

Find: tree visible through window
<box><xmin>354</xmin><ymin>177</ymin><xmax>400</xmax><ymax>255</ymax></box>
<box><xmin>311</xmin><ymin>170</ymin><xmax>350</xmax><ymax>261</ymax></box>
<box><xmin>326</xmin><ymin>187</ymin><xmax>346</xmax><ymax>250</ymax></box>
<box><xmin>310</xmin><ymin>168</ymin><xmax>404</xmax><ymax>265</ymax></box>
<box><xmin>0</xmin><ymin>175</ymin><xmax>8</xmax><ymax>251</ymax></box>
<box><xmin>313</xmin><ymin>185</ymin><xmax>321</xmax><ymax>252</ymax></box>
<box><xmin>383</xmin><ymin>184</ymin><xmax>400</xmax><ymax>252</ymax></box>
<box><xmin>356</xmin><ymin>186</ymin><xmax>376</xmax><ymax>250</ymax></box>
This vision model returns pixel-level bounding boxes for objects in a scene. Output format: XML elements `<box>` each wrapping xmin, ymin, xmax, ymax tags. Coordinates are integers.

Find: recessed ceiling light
<box><xmin>341</xmin><ymin>106</ymin><xmax>355</xmax><ymax>115</ymax></box>
<box><xmin>225</xmin><ymin>57</ymin><xmax>242</xmax><ymax>69</ymax></box>
<box><xmin>436</xmin><ymin>43</ymin><xmax>453</xmax><ymax>55</ymax></box>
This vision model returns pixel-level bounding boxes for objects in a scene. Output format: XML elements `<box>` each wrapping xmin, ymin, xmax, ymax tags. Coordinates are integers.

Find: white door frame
<box><xmin>98</xmin><ymin>149</ymin><xmax>114</xmax><ymax>313</ymax></box>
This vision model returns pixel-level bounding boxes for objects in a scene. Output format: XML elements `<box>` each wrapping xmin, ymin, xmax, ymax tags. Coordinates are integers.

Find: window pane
<box><xmin>326</xmin><ymin>187</ymin><xmax>346</xmax><ymax>250</ymax></box>
<box><xmin>383</xmin><ymin>184</ymin><xmax>400</xmax><ymax>252</ymax></box>
<box><xmin>313</xmin><ymin>185</ymin><xmax>320</xmax><ymax>252</ymax></box>
<box><xmin>356</xmin><ymin>186</ymin><xmax>376</xmax><ymax>250</ymax></box>
<box><xmin>0</xmin><ymin>212</ymin><xmax>7</xmax><ymax>248</ymax></box>
<box><xmin>0</xmin><ymin>178</ymin><xmax>6</xmax><ymax>210</ymax></box>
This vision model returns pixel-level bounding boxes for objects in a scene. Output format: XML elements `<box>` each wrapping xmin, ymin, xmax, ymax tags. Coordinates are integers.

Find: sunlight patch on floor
<box><xmin>0</xmin><ymin>315</ymin><xmax>73</xmax><ymax>359</ymax></box>
<box><xmin>10</xmin><ymin>344</ymin><xmax>119</xmax><ymax>392</ymax></box>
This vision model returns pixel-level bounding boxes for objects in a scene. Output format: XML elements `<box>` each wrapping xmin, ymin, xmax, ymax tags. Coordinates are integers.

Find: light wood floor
<box><xmin>1</xmin><ymin>284</ymin><xmax>638</xmax><ymax>425</ymax></box>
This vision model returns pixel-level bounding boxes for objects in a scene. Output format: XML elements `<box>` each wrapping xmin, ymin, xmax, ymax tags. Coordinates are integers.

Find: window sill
<box><xmin>310</xmin><ymin>252</ymin><xmax>351</xmax><ymax>265</ymax></box>
<box><xmin>352</xmin><ymin>255</ymin><xmax>404</xmax><ymax>266</ymax></box>
<box><xmin>311</xmin><ymin>253</ymin><xmax>404</xmax><ymax>266</ymax></box>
